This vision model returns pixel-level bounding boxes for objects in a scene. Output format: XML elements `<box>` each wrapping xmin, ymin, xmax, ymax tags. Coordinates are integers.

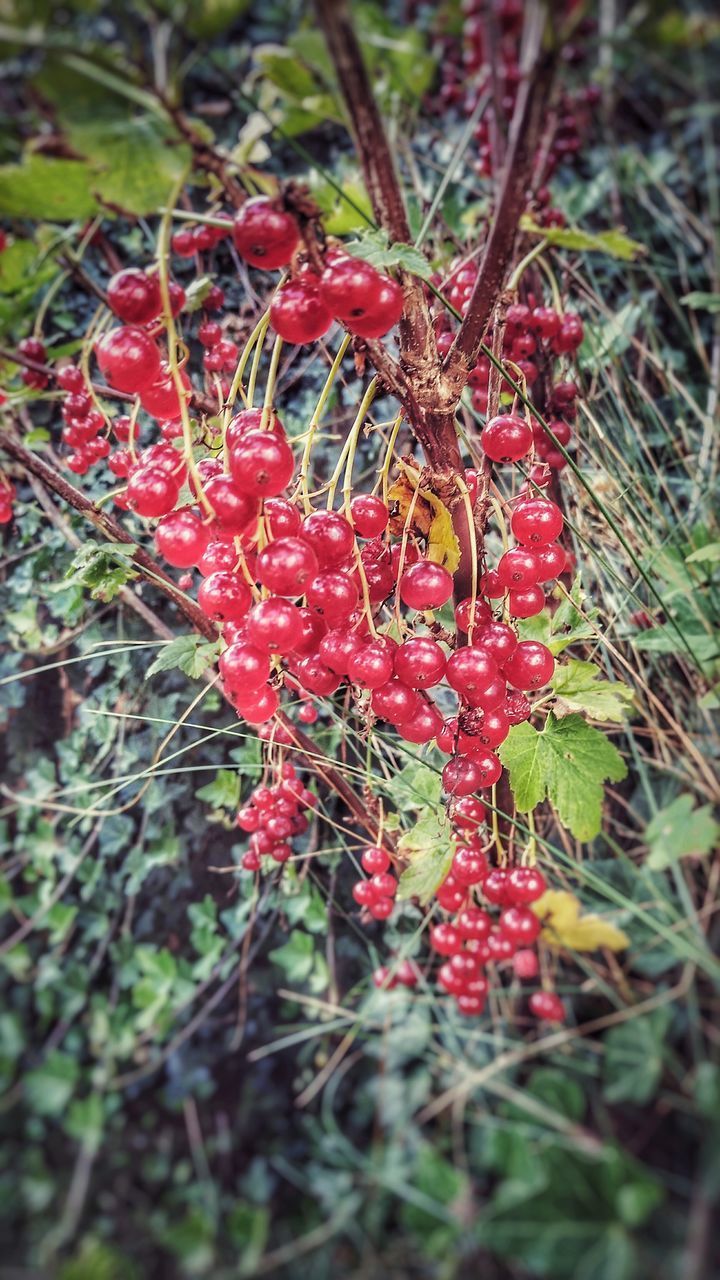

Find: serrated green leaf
<box><xmin>645</xmin><ymin>795</ymin><xmax>719</xmax><ymax>870</ymax></box>
<box><xmin>66</xmin><ymin>116</ymin><xmax>191</xmax><ymax>217</ymax></box>
<box><xmin>397</xmin><ymin>811</ymin><xmax>453</xmax><ymax>905</ymax></box>
<box><xmin>551</xmin><ymin>660</ymin><xmax>634</xmax><ymax>722</ymax></box>
<box><xmin>146</xmin><ymin>635</ymin><xmax>220</xmax><ymax>680</ymax></box>
<box><xmin>63</xmin><ymin>541</ymin><xmax>139</xmax><ymax>603</ymax></box>
<box><xmin>518</xmin><ymin>575</ymin><xmax>596</xmax><ymax>654</ymax></box>
<box><xmin>269</xmin><ymin>930</ymin><xmax>315</xmax><ymax>982</ymax></box>
<box><xmin>603</xmin><ymin>1009</ymin><xmax>671</xmax><ymax>1105</ymax></box>
<box><xmin>0</xmin><ymin>154</ymin><xmax>100</xmax><ymax>220</ymax></box>
<box><xmin>196</xmin><ymin>769</ymin><xmax>241</xmax><ymax>811</ymax></box>
<box><xmin>344</xmin><ymin>227</ymin><xmax>430</xmax><ymax>278</ymax></box>
<box><xmin>519</xmin><ymin>215</ymin><xmax>646</xmax><ymax>261</ymax></box>
<box><xmin>499</xmin><ymin>712</ymin><xmax>627</xmax><ymax>841</ymax></box>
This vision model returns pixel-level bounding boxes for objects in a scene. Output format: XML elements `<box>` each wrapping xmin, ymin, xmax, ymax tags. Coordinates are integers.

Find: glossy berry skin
<box><xmin>56</xmin><ymin>364</ymin><xmax>86</xmax><ymax>393</ymax></box>
<box><xmin>270</xmin><ymin>276</ymin><xmax>333</xmax><ymax>344</ymax></box>
<box><xmin>473</xmin><ymin>622</ymin><xmax>517</xmax><ymax>665</ymax></box>
<box><xmin>452</xmin><ymin>845</ymin><xmax>488</xmax><ymax>885</ymax></box>
<box><xmin>529</xmin><ymin>991</ymin><xmax>565</xmax><ymax>1022</ymax></box>
<box><xmin>232</xmin><ymin>198</ymin><xmax>300</xmax><ymax>269</ymax></box>
<box><xmin>350</xmin><ymin>494</ymin><xmax>389</xmax><ymax>538</ymax></box>
<box><xmin>348</xmin><ymin>642</ymin><xmax>395</xmax><ymax>690</ymax></box>
<box><xmin>399</xmin><ymin>560</ymin><xmax>453</xmax><ymax>611</ymax></box>
<box><xmin>155</xmin><ymin>511</ymin><xmax>210</xmax><ymax>567</ymax></box>
<box><xmin>497</xmin><ymin>547</ymin><xmax>540</xmax><ymax>589</ymax></box>
<box><xmin>246</xmin><ymin>599</ymin><xmax>302</xmax><ymax>654</ymax></box>
<box><xmin>442</xmin><ymin>755</ymin><xmax>483</xmax><ymax>796</ymax></box>
<box><xmin>508</xmin><ymin>585</ymin><xmax>545</xmax><ymax>619</ymax></box>
<box><xmin>511</xmin><ymin>498</ymin><xmax>563</xmax><ymax>546</ymax></box>
<box><xmin>198</xmin><ymin>571</ymin><xmax>252</xmax><ymax>623</ymax></box>
<box><xmin>204</xmin><ymin>475</ymin><xmax>258</xmax><ymax>537</ymax></box>
<box><xmin>319</xmin><ymin>257</ymin><xmax>403</xmax><ymax>335</ymax></box>
<box><xmin>370</xmin><ymin>679</ymin><xmax>419</xmax><ymax>724</ymax></box>
<box><xmin>369</xmin><ymin>897</ymin><xmax>394</xmax><ymax>921</ymax></box>
<box><xmin>508</xmin><ymin>866</ymin><xmax>547</xmax><ymax>904</ymax></box>
<box><xmin>446</xmin><ymin>647</ymin><xmax>499</xmax><ymax>697</ymax></box>
<box><xmin>291</xmin><ymin>607</ymin><xmax>327</xmax><ymax>656</ymax></box>
<box><xmin>361</xmin><ymin>846</ymin><xmax>390</xmax><ymax>874</ymax></box>
<box><xmin>452</xmin><ymin>796</ymin><xmax>486</xmax><ymax>831</ymax></box>
<box><xmin>483</xmin><ymin>868</ymin><xmax>511</xmax><ymax>906</ymax></box>
<box><xmin>455</xmin><ymin>596</ymin><xmax>492</xmax><ymax>633</ymax></box>
<box><xmin>394</xmin><ymin>637</ymin><xmax>447</xmax><ymax>689</ymax></box>
<box><xmin>107</xmin><ymin>268</ymin><xmax>162</xmax><ymax>324</ymax></box>
<box><xmin>499</xmin><ymin>905</ymin><xmax>541</xmax><ymax>945</ymax></box>
<box><xmin>228</xmin><ymin>429</ymin><xmax>295</xmax><ymax>497</ymax></box>
<box><xmin>430</xmin><ymin>923</ymin><xmax>462</xmax><ymax>956</ymax></box>
<box><xmin>306</xmin><ymin>570</ymin><xmax>358</xmax><ymax>623</ymax></box>
<box><xmin>349</xmin><ymin>277</ymin><xmax>404</xmax><ymax>338</ymax></box>
<box><xmin>397</xmin><ymin>701</ymin><xmax>442</xmax><ymax>745</ymax></box>
<box><xmin>95</xmin><ymin>326</ymin><xmax>161</xmax><ymax>392</ymax></box>
<box><xmin>140</xmin><ymin>366</ymin><xmax>191</xmax><ymax>419</ymax></box>
<box><xmin>319</xmin><ymin>627</ymin><xmax>365</xmax><ymax>674</ymax></box>
<box><xmin>474</xmin><ymin>707</ymin><xmax>510</xmax><ymax>749</ymax></box>
<box><xmin>456</xmin><ymin>907</ymin><xmax>492</xmax><ymax>941</ymax></box>
<box><xmin>503</xmin><ymin>640</ymin><xmax>554</xmax><ymax>690</ymax></box>
<box><xmin>219</xmin><ymin>642</ymin><xmax>270</xmax><ymax>693</ymax></box>
<box><xmin>256</xmin><ymin>537</ymin><xmax>319</xmax><ymax>596</ymax></box>
<box><xmin>481</xmin><ymin>413</ymin><xmax>533</xmax><ymax>463</ymax></box>
<box><xmin>534</xmin><ymin>542</ymin><xmax>567</xmax><ymax>581</ymax></box>
<box><xmin>233</xmin><ymin>685</ymin><xmax>279</xmax><ymax>724</ymax></box>
<box><xmin>126</xmin><ymin>467</ymin><xmax>178</xmax><ymax>517</ymax></box>
<box><xmin>301</xmin><ymin>511</ymin><xmax>355</xmax><ymax>568</ymax></box>
<box><xmin>265</xmin><ymin>497</ymin><xmax>302</xmax><ymax>539</ymax></box>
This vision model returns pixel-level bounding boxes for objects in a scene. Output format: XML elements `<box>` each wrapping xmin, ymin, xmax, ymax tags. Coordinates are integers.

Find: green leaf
<box><xmin>0</xmin><ymin>154</ymin><xmax>100</xmax><ymax>220</ymax></box>
<box><xmin>146</xmin><ymin>635</ymin><xmax>220</xmax><ymax>680</ymax></box>
<box><xmin>63</xmin><ymin>540</ymin><xmax>139</xmax><ymax>603</ymax></box>
<box><xmin>196</xmin><ymin>769</ymin><xmax>241</xmax><ymax>811</ymax></box>
<box><xmin>344</xmin><ymin>227</ymin><xmax>430</xmax><ymax>278</ymax></box>
<box><xmin>645</xmin><ymin>795</ymin><xmax>720</xmax><ymax>870</ymax></box>
<box><xmin>681</xmin><ymin>291</ymin><xmax>720</xmax><ymax>311</ymax></box>
<box><xmin>182</xmin><ymin>0</ymin><xmax>252</xmax><ymax>37</ymax></box>
<box><xmin>499</xmin><ymin>712</ymin><xmax>627</xmax><ymax>841</ymax></box>
<box><xmin>603</xmin><ymin>1009</ymin><xmax>671</xmax><ymax>1105</ymax></box>
<box><xmin>182</xmin><ymin>274</ymin><xmax>215</xmax><ymax>313</ymax></box>
<box><xmin>64</xmin><ymin>1093</ymin><xmax>104</xmax><ymax>1147</ymax></box>
<box><xmin>551</xmin><ymin>660</ymin><xmax>634</xmax><ymax>722</ymax></box>
<box><xmin>66</xmin><ymin>116</ymin><xmax>191</xmax><ymax>217</ymax></box>
<box><xmin>269</xmin><ymin>930</ymin><xmax>315</xmax><ymax>982</ymax></box>
<box><xmin>519</xmin><ymin>215</ymin><xmax>646</xmax><ymax>261</ymax></box>
<box><xmin>25</xmin><ymin>1050</ymin><xmax>79</xmax><ymax>1116</ymax></box>
<box><xmin>518</xmin><ymin>575</ymin><xmax>597</xmax><ymax>654</ymax></box>
<box><xmin>397</xmin><ymin>811</ymin><xmax>454</xmax><ymax>905</ymax></box>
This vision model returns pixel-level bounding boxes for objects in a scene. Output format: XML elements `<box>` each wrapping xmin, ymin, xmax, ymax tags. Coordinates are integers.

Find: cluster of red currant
<box><xmin>236</xmin><ymin>761</ymin><xmax>316</xmax><ymax>872</ymax></box>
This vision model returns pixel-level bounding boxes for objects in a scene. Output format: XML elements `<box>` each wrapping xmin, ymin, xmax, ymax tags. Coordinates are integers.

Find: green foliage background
<box><xmin>0</xmin><ymin>1</ymin><xmax>719</xmax><ymax>1277</ymax></box>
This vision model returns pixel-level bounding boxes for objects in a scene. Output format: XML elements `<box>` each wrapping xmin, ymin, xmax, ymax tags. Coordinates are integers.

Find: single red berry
<box><xmin>204</xmin><ymin>474</ymin><xmax>258</xmax><ymax>537</ymax></box>
<box><xmin>503</xmin><ymin>640</ymin><xmax>554</xmax><ymax>690</ymax></box>
<box><xmin>349</xmin><ymin>494</ymin><xmax>389</xmax><ymax>538</ymax></box>
<box><xmin>394</xmin><ymin>637</ymin><xmax>447</xmax><ymax>689</ymax></box>
<box><xmin>442</xmin><ymin>755</ymin><xmax>483</xmax><ymax>797</ymax></box>
<box><xmin>155</xmin><ymin>510</ymin><xmax>210</xmax><ymax>567</ymax></box>
<box><xmin>513</xmin><ymin>948</ymin><xmax>539</xmax><ymax>979</ymax></box>
<box><xmin>198</xmin><ymin>571</ymin><xmax>252</xmax><ymax>623</ymax></box>
<box><xmin>107</xmin><ymin>268</ymin><xmax>162</xmax><ymax>325</ymax></box>
<box><xmin>496</xmin><ymin>547</ymin><xmax>541</xmax><ymax>589</ymax></box>
<box><xmin>430</xmin><ymin>923</ymin><xmax>462</xmax><ymax>956</ymax></box>
<box><xmin>399</xmin><ymin>560</ymin><xmax>454</xmax><ymax>611</ymax></box>
<box><xmin>348</xmin><ymin>641</ymin><xmax>395</xmax><ymax>690</ymax></box>
<box><xmin>257</xmin><ymin>537</ymin><xmax>319</xmax><ymax>596</ymax></box>
<box><xmin>481</xmin><ymin>413</ymin><xmax>533</xmax><ymax>463</ymax></box>
<box><xmin>397</xmin><ymin>700</ymin><xmax>442</xmax><ymax>744</ymax></box>
<box><xmin>270</xmin><ymin>275</ymin><xmax>333</xmax><ymax>344</ymax></box>
<box><xmin>246</xmin><ymin>598</ymin><xmax>303</xmax><ymax>654</ymax></box>
<box><xmin>508</xmin><ymin>584</ymin><xmax>545</xmax><ymax>619</ymax></box>
<box><xmin>370</xmin><ymin>678</ymin><xmax>420</xmax><ymax>724</ymax></box>
<box><xmin>529</xmin><ymin>991</ymin><xmax>565</xmax><ymax>1021</ymax></box>
<box><xmin>301</xmin><ymin>510</ymin><xmax>355</xmax><ymax>569</ymax></box>
<box><xmin>511</xmin><ymin>498</ymin><xmax>563</xmax><ymax>546</ymax></box>
<box><xmin>126</xmin><ymin>467</ymin><xmax>179</xmax><ymax>517</ymax></box>
<box><xmin>361</xmin><ymin>845</ymin><xmax>390</xmax><ymax>874</ymax></box>
<box><xmin>232</xmin><ymin>198</ymin><xmax>300</xmax><ymax>269</ymax></box>
<box><xmin>499</xmin><ymin>905</ymin><xmax>541</xmax><ymax>945</ymax></box>
<box><xmin>95</xmin><ymin>326</ymin><xmax>161</xmax><ymax>393</ymax></box>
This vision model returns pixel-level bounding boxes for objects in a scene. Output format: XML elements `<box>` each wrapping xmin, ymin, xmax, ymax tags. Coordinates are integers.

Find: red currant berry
<box><xmin>256</xmin><ymin>537</ymin><xmax>319</xmax><ymax>596</ymax></box>
<box><xmin>481</xmin><ymin>413</ymin><xmax>533</xmax><ymax>463</ymax></box>
<box><xmin>399</xmin><ymin>560</ymin><xmax>453</xmax><ymax>611</ymax></box>
<box><xmin>349</xmin><ymin>494</ymin><xmax>389</xmax><ymax>538</ymax></box>
<box><xmin>511</xmin><ymin>498</ymin><xmax>563</xmax><ymax>546</ymax></box>
<box><xmin>502</xmin><ymin>640</ymin><xmax>554</xmax><ymax>690</ymax></box>
<box><xmin>232</xmin><ymin>198</ymin><xmax>299</xmax><ymax>269</ymax></box>
<box><xmin>155</xmin><ymin>510</ymin><xmax>210</xmax><ymax>567</ymax></box>
<box><xmin>529</xmin><ymin>991</ymin><xmax>565</xmax><ymax>1022</ymax></box>
<box><xmin>270</xmin><ymin>275</ymin><xmax>333</xmax><ymax>344</ymax></box>
<box><xmin>95</xmin><ymin>326</ymin><xmax>161</xmax><ymax>393</ymax></box>
<box><xmin>107</xmin><ymin>268</ymin><xmax>162</xmax><ymax>325</ymax></box>
<box><xmin>198</xmin><ymin>571</ymin><xmax>252</xmax><ymax>623</ymax></box>
<box><xmin>394</xmin><ymin>637</ymin><xmax>447</xmax><ymax>689</ymax></box>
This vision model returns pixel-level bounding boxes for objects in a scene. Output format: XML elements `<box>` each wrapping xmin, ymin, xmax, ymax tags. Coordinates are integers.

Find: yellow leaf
<box><xmin>531</xmin><ymin>889</ymin><xmax>629</xmax><ymax>953</ymax></box>
<box><xmin>388</xmin><ymin>463</ymin><xmax>461</xmax><ymax>573</ymax></box>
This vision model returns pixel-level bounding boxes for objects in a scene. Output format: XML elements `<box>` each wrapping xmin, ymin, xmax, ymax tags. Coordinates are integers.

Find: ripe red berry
<box><xmin>508</xmin><ymin>584</ymin><xmax>545</xmax><ymax>619</ymax></box>
<box><xmin>370</xmin><ymin>678</ymin><xmax>420</xmax><ymax>724</ymax></box>
<box><xmin>430</xmin><ymin>923</ymin><xmax>462</xmax><ymax>956</ymax></box>
<box><xmin>508</xmin><ymin>866</ymin><xmax>547</xmax><ymax>904</ymax></box>
<box><xmin>496</xmin><ymin>547</ymin><xmax>541</xmax><ymax>589</ymax></box>
<box><xmin>126</xmin><ymin>467</ymin><xmax>179</xmax><ymax>517</ymax></box>
<box><xmin>502</xmin><ymin>640</ymin><xmax>554</xmax><ymax>690</ymax></box>
<box><xmin>529</xmin><ymin>991</ymin><xmax>565</xmax><ymax>1022</ymax></box>
<box><xmin>394</xmin><ymin>637</ymin><xmax>447</xmax><ymax>689</ymax></box>
<box><xmin>348</xmin><ymin>641</ymin><xmax>395</xmax><ymax>690</ymax></box>
<box><xmin>534</xmin><ymin>542</ymin><xmax>567</xmax><ymax>581</ymax></box>
<box><xmin>95</xmin><ymin>326</ymin><xmax>161</xmax><ymax>392</ymax></box>
<box><xmin>349</xmin><ymin>494</ymin><xmax>389</xmax><ymax>538</ymax></box>
<box><xmin>301</xmin><ymin>510</ymin><xmax>355</xmax><ymax>569</ymax></box>
<box><xmin>264</xmin><ymin>496</ymin><xmax>302</xmax><ymax>539</ymax></box>
<box><xmin>499</xmin><ymin>905</ymin><xmax>541</xmax><ymax>945</ymax></box>
<box><xmin>232</xmin><ymin>198</ymin><xmax>299</xmax><ymax>269</ymax></box>
<box><xmin>361</xmin><ymin>845</ymin><xmax>390</xmax><ymax>874</ymax></box>
<box><xmin>511</xmin><ymin>498</ymin><xmax>563</xmax><ymax>546</ymax></box>
<box><xmin>155</xmin><ymin>510</ymin><xmax>210</xmax><ymax>567</ymax></box>
<box><xmin>228</xmin><ymin>429</ymin><xmax>295</xmax><ymax>498</ymax></box>
<box><xmin>483</xmin><ymin>868</ymin><xmax>511</xmax><ymax>906</ymax></box>
<box><xmin>399</xmin><ymin>560</ymin><xmax>454</xmax><ymax>611</ymax></box>
<box><xmin>204</xmin><ymin>474</ymin><xmax>258</xmax><ymax>537</ymax></box>
<box><xmin>295</xmin><ymin>655</ymin><xmax>341</xmax><ymax>696</ymax></box>
<box><xmin>270</xmin><ymin>275</ymin><xmax>333</xmax><ymax>344</ymax></box>
<box><xmin>513</xmin><ymin>948</ymin><xmax>539</xmax><ymax>979</ymax></box>
<box><xmin>140</xmin><ymin>365</ymin><xmax>191</xmax><ymax>419</ymax></box>
<box><xmin>481</xmin><ymin>413</ymin><xmax>533</xmax><ymax>463</ymax></box>
<box><xmin>397</xmin><ymin>700</ymin><xmax>442</xmax><ymax>744</ymax></box>
<box><xmin>446</xmin><ymin>647</ymin><xmax>499</xmax><ymax>697</ymax></box>
<box><xmin>198</xmin><ymin>571</ymin><xmax>252</xmax><ymax>623</ymax></box>
<box><xmin>454</xmin><ymin>596</ymin><xmax>492</xmax><ymax>633</ymax></box>
<box><xmin>107</xmin><ymin>268</ymin><xmax>162</xmax><ymax>325</ymax></box>
<box><xmin>256</xmin><ymin>536</ymin><xmax>319</xmax><ymax>596</ymax></box>
<box><xmin>456</xmin><ymin>907</ymin><xmax>492</xmax><ymax>941</ymax></box>
<box><xmin>442</xmin><ymin>755</ymin><xmax>483</xmax><ymax>796</ymax></box>
<box><xmin>220</xmin><ymin>642</ymin><xmax>271</xmax><ymax>692</ymax></box>
<box><xmin>452</xmin><ymin>796</ymin><xmax>486</xmax><ymax>831</ymax></box>
<box><xmin>452</xmin><ymin>845</ymin><xmax>488</xmax><ymax>885</ymax></box>
<box><xmin>246</xmin><ymin>598</ymin><xmax>303</xmax><ymax>654</ymax></box>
